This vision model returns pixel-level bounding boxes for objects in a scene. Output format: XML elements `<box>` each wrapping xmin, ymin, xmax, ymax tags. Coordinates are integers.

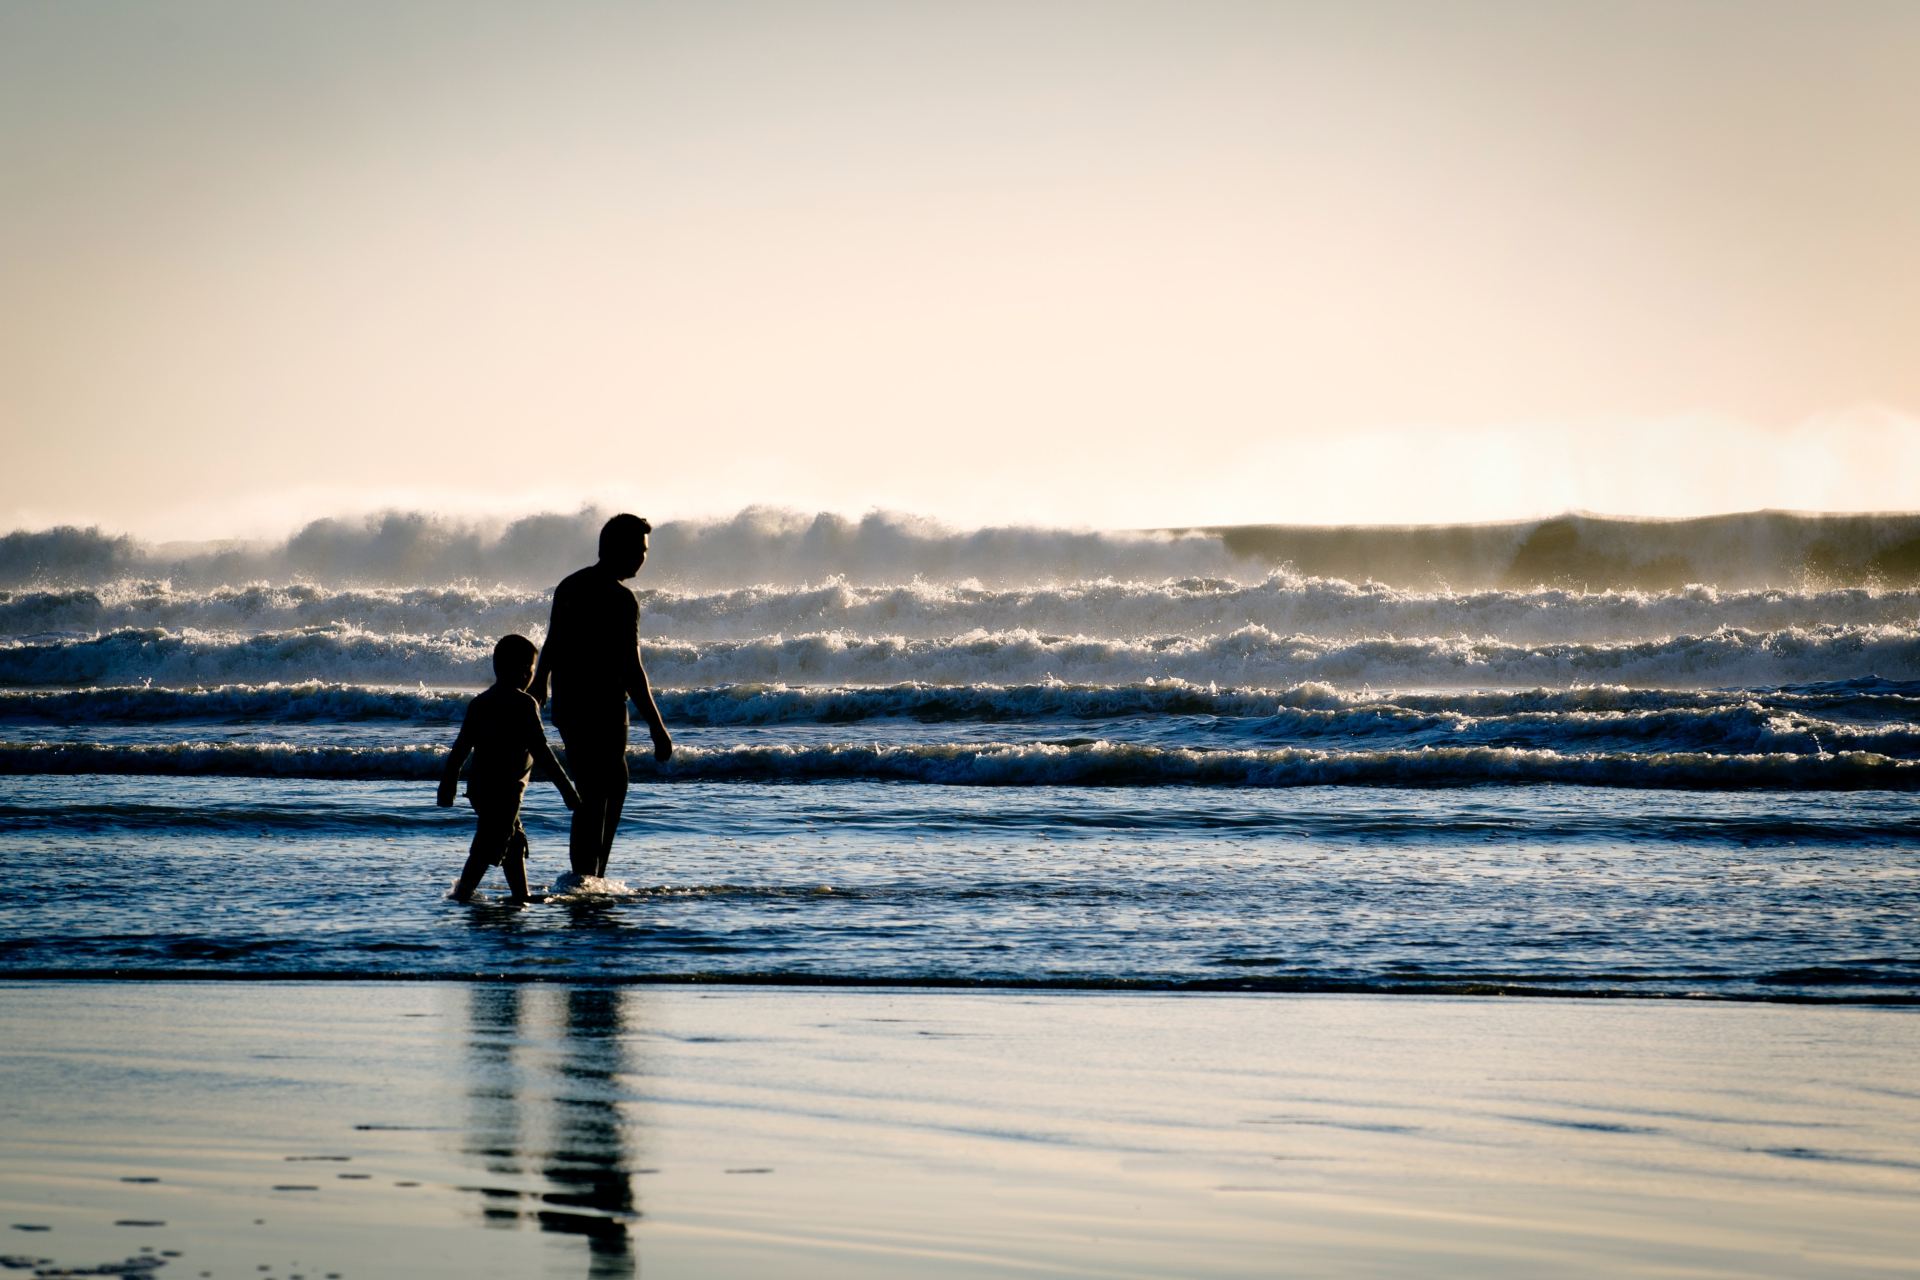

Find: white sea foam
<box><xmin>545</xmin><ymin>871</ymin><xmax>639</xmax><ymax>899</ymax></box>
<box><xmin>0</xmin><ymin>626</ymin><xmax>495</xmax><ymax>687</ymax></box>
<box><xmin>7</xmin><ymin>622</ymin><xmax>1915</xmax><ymax>690</ymax></box>
<box><xmin>5</xmin><ymin>677</ymin><xmax>1914</xmax><ymax>727</ymax></box>
<box><xmin>4</xmin><ymin>738</ymin><xmax>1912</xmax><ymax>789</ymax></box>
<box><xmin>3</xmin><ymin>680</ymin><xmax>1914</xmax><ymax>759</ymax></box>
<box><xmin>0</xmin><ymin>681</ymin><xmax>475</xmax><ymax>722</ymax></box>
<box><xmin>8</xmin><ymin>574</ymin><xmax>1920</xmax><ymax>645</ymax></box>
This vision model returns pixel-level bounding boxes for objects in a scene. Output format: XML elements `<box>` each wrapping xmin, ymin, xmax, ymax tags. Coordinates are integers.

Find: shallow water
<box><xmin>1</xmin><ymin>776</ymin><xmax>1913</xmax><ymax>998</ymax></box>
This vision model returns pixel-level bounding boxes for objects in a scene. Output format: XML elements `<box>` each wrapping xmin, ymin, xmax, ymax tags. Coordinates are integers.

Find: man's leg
<box><xmin>567</xmin><ymin>789</ymin><xmax>605</xmax><ymax>879</ymax></box>
<box><xmin>562</xmin><ymin>721</ymin><xmax>630</xmax><ymax>880</ymax></box>
<box><xmin>592</xmin><ymin>780</ymin><xmax>627</xmax><ymax>879</ymax></box>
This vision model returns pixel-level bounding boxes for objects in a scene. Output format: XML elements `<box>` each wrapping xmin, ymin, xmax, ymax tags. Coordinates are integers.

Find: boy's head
<box><xmin>598</xmin><ymin>513</ymin><xmax>653</xmax><ymax>579</ymax></box>
<box><xmin>492</xmin><ymin>634</ymin><xmax>538</xmax><ymax>689</ymax></box>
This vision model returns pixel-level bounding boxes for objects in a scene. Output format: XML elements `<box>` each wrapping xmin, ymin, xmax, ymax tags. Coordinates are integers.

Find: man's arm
<box><xmin>437</xmin><ymin>723</ymin><xmax>472</xmax><ymax>807</ymax></box>
<box><xmin>622</xmin><ymin>595</ymin><xmax>672</xmax><ymax>762</ymax></box>
<box><xmin>630</xmin><ymin>654</ymin><xmax>672</xmax><ymax>763</ymax></box>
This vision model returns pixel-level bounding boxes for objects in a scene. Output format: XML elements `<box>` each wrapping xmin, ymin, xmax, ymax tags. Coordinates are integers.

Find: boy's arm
<box><xmin>531</xmin><ymin>736</ymin><xmax>580</xmax><ymax>810</ymax></box>
<box><xmin>529</xmin><ymin>645</ymin><xmax>553</xmax><ymax>709</ymax></box>
<box><xmin>437</xmin><ymin>724</ymin><xmax>472</xmax><ymax>807</ymax></box>
<box><xmin>521</xmin><ymin>699</ymin><xmax>580</xmax><ymax>808</ymax></box>
<box><xmin>529</xmin><ymin>593</ymin><xmax>561</xmax><ymax>707</ymax></box>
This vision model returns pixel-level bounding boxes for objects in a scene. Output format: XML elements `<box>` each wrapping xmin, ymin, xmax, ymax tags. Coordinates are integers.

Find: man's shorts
<box><xmin>556</xmin><ymin>718</ymin><xmax>631</xmax><ymax>794</ymax></box>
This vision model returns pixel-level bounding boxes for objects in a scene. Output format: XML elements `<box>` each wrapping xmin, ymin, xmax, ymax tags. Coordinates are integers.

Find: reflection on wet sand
<box><xmin>462</xmin><ymin>985</ymin><xmax>642</xmax><ymax>1277</ymax></box>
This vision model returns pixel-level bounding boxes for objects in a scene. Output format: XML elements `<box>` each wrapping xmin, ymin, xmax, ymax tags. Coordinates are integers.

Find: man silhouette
<box><xmin>530</xmin><ymin>513</ymin><xmax>674</xmax><ymax>880</ymax></box>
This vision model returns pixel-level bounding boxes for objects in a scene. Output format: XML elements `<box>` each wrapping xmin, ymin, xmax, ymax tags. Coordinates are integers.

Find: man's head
<box><xmin>597</xmin><ymin>513</ymin><xmax>653</xmax><ymax>580</ymax></box>
<box><xmin>492</xmin><ymin>633</ymin><xmax>538</xmax><ymax>689</ymax></box>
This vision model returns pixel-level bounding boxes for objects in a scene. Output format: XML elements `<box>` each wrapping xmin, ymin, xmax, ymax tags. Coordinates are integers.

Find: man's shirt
<box><xmin>538</xmin><ymin>564</ymin><xmax>643</xmax><ymax>729</ymax></box>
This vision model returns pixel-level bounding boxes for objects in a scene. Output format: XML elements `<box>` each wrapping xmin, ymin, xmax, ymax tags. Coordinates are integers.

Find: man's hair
<box><xmin>492</xmin><ymin>633</ymin><xmax>537</xmax><ymax>677</ymax></box>
<box><xmin>598</xmin><ymin>513</ymin><xmax>653</xmax><ymax>559</ymax></box>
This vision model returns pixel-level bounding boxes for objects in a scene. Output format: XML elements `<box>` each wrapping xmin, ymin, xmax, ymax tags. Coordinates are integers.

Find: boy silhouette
<box><xmin>438</xmin><ymin>633</ymin><xmax>580</xmax><ymax>903</ymax></box>
<box><xmin>530</xmin><ymin>513</ymin><xmax>673</xmax><ymax>880</ymax></box>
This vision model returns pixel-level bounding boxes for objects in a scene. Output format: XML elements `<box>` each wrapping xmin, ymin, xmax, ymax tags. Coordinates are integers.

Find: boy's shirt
<box><xmin>441</xmin><ymin>683</ymin><xmax>567</xmax><ymax>803</ymax></box>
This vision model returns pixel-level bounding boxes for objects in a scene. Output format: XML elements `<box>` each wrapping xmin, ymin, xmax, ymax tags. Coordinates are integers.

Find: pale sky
<box><xmin>3</xmin><ymin>0</ymin><xmax>1919</xmax><ymax>537</ymax></box>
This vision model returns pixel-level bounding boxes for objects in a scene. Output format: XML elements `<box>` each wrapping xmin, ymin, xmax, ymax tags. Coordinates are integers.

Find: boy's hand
<box><xmin>436</xmin><ymin>780</ymin><xmax>456</xmax><ymax>808</ymax></box>
<box><xmin>652</xmin><ymin>728</ymin><xmax>674</xmax><ymax>764</ymax></box>
<box><xmin>559</xmin><ymin>784</ymin><xmax>581</xmax><ymax>811</ymax></box>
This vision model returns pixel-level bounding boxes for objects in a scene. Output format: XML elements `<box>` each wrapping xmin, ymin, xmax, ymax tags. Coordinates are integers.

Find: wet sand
<box><xmin>1</xmin><ymin>983</ymin><xmax>1917</xmax><ymax>1278</ymax></box>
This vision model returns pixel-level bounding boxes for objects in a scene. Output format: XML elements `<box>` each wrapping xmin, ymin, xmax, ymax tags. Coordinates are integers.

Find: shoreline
<box><xmin>4</xmin><ymin>981</ymin><xmax>1918</xmax><ymax>1277</ymax></box>
<box><xmin>6</xmin><ymin>971</ymin><xmax>1918</xmax><ymax>1004</ymax></box>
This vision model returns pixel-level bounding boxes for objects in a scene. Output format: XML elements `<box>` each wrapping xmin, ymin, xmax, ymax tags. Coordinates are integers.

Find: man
<box><xmin>529</xmin><ymin>513</ymin><xmax>674</xmax><ymax>879</ymax></box>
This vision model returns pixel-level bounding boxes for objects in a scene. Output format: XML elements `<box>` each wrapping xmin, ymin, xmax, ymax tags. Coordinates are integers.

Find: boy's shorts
<box><xmin>488</xmin><ymin>817</ymin><xmax>529</xmax><ymax>868</ymax></box>
<box><xmin>468</xmin><ymin>791</ymin><xmax>529</xmax><ymax>867</ymax></box>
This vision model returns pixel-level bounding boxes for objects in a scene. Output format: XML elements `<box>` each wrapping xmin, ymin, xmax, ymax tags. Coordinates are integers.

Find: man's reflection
<box><xmin>461</xmin><ymin>984</ymin><xmax>642</xmax><ymax>1277</ymax></box>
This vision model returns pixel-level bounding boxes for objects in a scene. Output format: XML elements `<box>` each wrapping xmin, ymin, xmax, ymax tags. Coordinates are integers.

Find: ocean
<box><xmin>2</xmin><ymin>509</ymin><xmax>1917</xmax><ymax>1000</ymax></box>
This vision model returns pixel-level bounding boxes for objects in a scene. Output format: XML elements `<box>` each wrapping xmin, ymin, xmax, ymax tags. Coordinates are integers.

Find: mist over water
<box><xmin>8</xmin><ymin>505</ymin><xmax>1920</xmax><ymax>590</ymax></box>
<box><xmin>1</xmin><ymin>507</ymin><xmax>1242</xmax><ymax>590</ymax></box>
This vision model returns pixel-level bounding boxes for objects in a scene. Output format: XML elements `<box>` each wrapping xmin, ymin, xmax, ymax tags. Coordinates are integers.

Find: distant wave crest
<box><xmin>3</xmin><ymin>739</ymin><xmax>1912</xmax><ymax>790</ymax></box>
<box><xmin>5</xmin><ymin>622</ymin><xmax>1915</xmax><ymax>689</ymax></box>
<box><xmin>5</xmin><ymin>679</ymin><xmax>1916</xmax><ymax>758</ymax></box>
<box><xmin>8</xmin><ymin>574</ymin><xmax>1920</xmax><ymax>645</ymax></box>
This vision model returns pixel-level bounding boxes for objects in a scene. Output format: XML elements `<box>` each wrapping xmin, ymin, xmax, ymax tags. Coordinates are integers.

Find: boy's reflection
<box><xmin>462</xmin><ymin>984</ymin><xmax>641</xmax><ymax>1277</ymax></box>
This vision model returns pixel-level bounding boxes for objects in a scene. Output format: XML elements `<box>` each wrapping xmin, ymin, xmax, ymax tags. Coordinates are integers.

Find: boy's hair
<box><xmin>492</xmin><ymin>633</ymin><xmax>538</xmax><ymax>678</ymax></box>
<box><xmin>599</xmin><ymin>513</ymin><xmax>653</xmax><ymax>559</ymax></box>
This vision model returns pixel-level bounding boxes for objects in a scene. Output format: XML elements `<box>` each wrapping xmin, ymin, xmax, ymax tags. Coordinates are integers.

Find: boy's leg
<box><xmin>454</xmin><ymin>796</ymin><xmax>516</xmax><ymax>902</ymax></box>
<box><xmin>502</xmin><ymin>818</ymin><xmax>533</xmax><ymax>902</ymax></box>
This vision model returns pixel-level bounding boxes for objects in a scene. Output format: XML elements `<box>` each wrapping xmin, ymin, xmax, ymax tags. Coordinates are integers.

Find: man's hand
<box><xmin>652</xmin><ymin>728</ymin><xmax>674</xmax><ymax>764</ymax></box>
<box><xmin>529</xmin><ymin>677</ymin><xmax>549</xmax><ymax>708</ymax></box>
<box><xmin>559</xmin><ymin>783</ymin><xmax>581</xmax><ymax>811</ymax></box>
<box><xmin>436</xmin><ymin>781</ymin><xmax>456</xmax><ymax>808</ymax></box>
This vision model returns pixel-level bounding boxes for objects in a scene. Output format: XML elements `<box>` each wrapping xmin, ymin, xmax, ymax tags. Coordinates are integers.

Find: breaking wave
<box><xmin>8</xmin><ymin>574</ymin><xmax>1920</xmax><ymax>644</ymax></box>
<box><xmin>0</xmin><ymin>682</ymin><xmax>476</xmax><ymax>723</ymax></box>
<box><xmin>3</xmin><ymin>739</ymin><xmax>1912</xmax><ymax>790</ymax></box>
<box><xmin>5</xmin><ymin>622</ymin><xmax>1915</xmax><ymax>690</ymax></box>
<box><xmin>4</xmin><ymin>678</ymin><xmax>1916</xmax><ymax>755</ymax></box>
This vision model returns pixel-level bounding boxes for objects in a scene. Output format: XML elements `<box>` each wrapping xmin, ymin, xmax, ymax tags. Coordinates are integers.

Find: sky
<box><xmin>3</xmin><ymin>0</ymin><xmax>1918</xmax><ymax>537</ymax></box>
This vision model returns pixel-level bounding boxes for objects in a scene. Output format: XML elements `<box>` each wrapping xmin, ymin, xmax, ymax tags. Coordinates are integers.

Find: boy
<box><xmin>438</xmin><ymin>634</ymin><xmax>580</xmax><ymax>903</ymax></box>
